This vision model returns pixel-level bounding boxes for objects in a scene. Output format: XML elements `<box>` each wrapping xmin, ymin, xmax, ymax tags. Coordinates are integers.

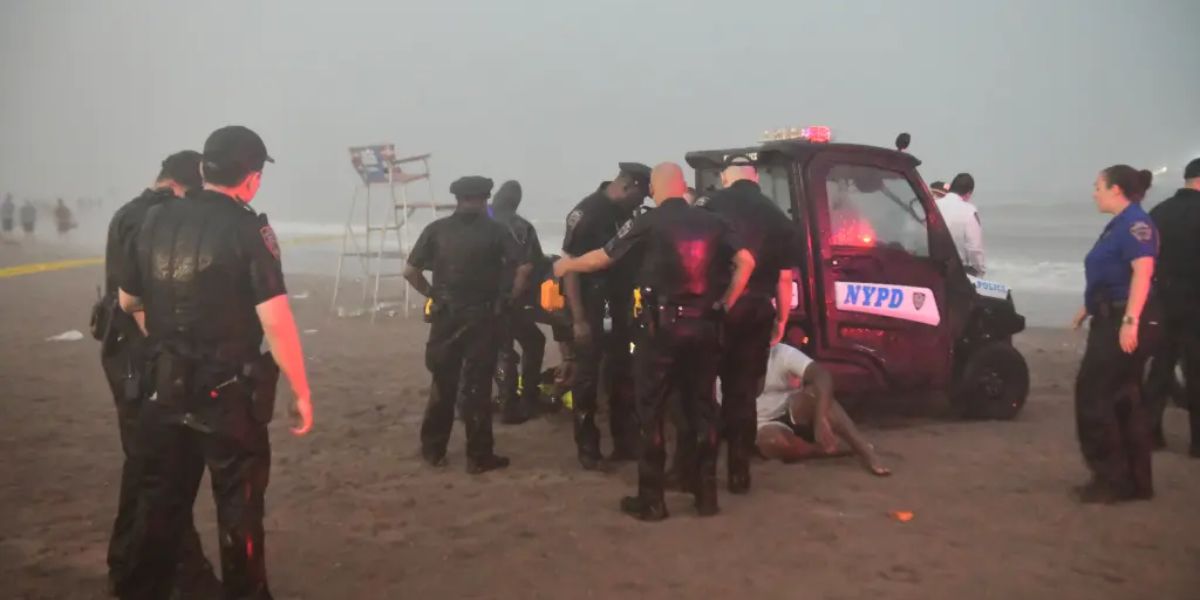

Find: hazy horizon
<box><xmin>2</xmin><ymin>0</ymin><xmax>1198</xmax><ymax>223</ymax></box>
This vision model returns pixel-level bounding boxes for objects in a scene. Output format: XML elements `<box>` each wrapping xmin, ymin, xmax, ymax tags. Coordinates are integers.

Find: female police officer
<box><xmin>1071</xmin><ymin>165</ymin><xmax>1158</xmax><ymax>504</ymax></box>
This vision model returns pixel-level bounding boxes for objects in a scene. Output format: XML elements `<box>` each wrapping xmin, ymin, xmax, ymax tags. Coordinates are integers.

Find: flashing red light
<box><xmin>761</xmin><ymin>125</ymin><xmax>834</xmax><ymax>143</ymax></box>
<box><xmin>804</xmin><ymin>126</ymin><xmax>832</xmax><ymax>143</ymax></box>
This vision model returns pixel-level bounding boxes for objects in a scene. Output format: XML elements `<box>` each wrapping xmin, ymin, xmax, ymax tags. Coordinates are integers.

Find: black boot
<box><xmin>1072</xmin><ymin>480</ymin><xmax>1135</xmax><ymax>505</ymax></box>
<box><xmin>578</xmin><ymin>447</ymin><xmax>604</xmax><ymax>471</ymax></box>
<box><xmin>421</xmin><ymin>447</ymin><xmax>448</xmax><ymax>468</ymax></box>
<box><xmin>500</xmin><ymin>401</ymin><xmax>529</xmax><ymax>425</ymax></box>
<box><xmin>695</xmin><ymin>476</ymin><xmax>720</xmax><ymax>517</ymax></box>
<box><xmin>620</xmin><ymin>496</ymin><xmax>668</xmax><ymax>522</ymax></box>
<box><xmin>466</xmin><ymin>454</ymin><xmax>511</xmax><ymax>475</ymax></box>
<box><xmin>727</xmin><ymin>437</ymin><xmax>751</xmax><ymax>495</ymax></box>
<box><xmin>609</xmin><ymin>442</ymin><xmax>638</xmax><ymax>463</ymax></box>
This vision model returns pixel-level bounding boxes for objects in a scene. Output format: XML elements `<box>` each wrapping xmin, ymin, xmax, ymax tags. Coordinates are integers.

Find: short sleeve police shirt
<box><xmin>1084</xmin><ymin>203</ymin><xmax>1157</xmax><ymax>312</ymax></box>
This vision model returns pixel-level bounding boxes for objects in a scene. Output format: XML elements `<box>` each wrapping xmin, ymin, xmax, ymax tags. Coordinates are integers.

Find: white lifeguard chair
<box><xmin>330</xmin><ymin>144</ymin><xmax>454</xmax><ymax>321</ymax></box>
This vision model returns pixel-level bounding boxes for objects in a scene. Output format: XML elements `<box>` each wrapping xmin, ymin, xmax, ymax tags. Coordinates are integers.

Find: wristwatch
<box><xmin>1121</xmin><ymin>315</ymin><xmax>1137</xmax><ymax>326</ymax></box>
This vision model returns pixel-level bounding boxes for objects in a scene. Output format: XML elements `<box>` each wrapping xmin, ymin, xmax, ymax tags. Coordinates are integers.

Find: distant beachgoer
<box><xmin>19</xmin><ymin>200</ymin><xmax>36</xmax><ymax>235</ymax></box>
<box><xmin>753</xmin><ymin>342</ymin><xmax>890</xmax><ymax>476</ymax></box>
<box><xmin>1070</xmin><ymin>164</ymin><xmax>1158</xmax><ymax>504</ymax></box>
<box><xmin>1</xmin><ymin>194</ymin><xmax>14</xmax><ymax>233</ymax></box>
<box><xmin>936</xmin><ymin>173</ymin><xmax>986</xmax><ymax>275</ymax></box>
<box><xmin>54</xmin><ymin>198</ymin><xmax>75</xmax><ymax>235</ymax></box>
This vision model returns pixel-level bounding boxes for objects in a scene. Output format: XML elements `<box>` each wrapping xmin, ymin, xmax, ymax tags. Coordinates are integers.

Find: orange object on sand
<box><xmin>889</xmin><ymin>511</ymin><xmax>914</xmax><ymax>522</ymax></box>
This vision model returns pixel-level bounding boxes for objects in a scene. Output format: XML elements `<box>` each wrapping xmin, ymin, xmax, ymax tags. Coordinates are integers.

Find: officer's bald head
<box><xmin>650</xmin><ymin>162</ymin><xmax>687</xmax><ymax>205</ymax></box>
<box><xmin>720</xmin><ymin>165</ymin><xmax>758</xmax><ymax>188</ymax></box>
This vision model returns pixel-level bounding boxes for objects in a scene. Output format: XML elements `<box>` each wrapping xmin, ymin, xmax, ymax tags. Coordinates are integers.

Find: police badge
<box><xmin>1129</xmin><ymin>221</ymin><xmax>1153</xmax><ymax>243</ymax></box>
<box><xmin>565</xmin><ymin>210</ymin><xmax>583</xmax><ymax>232</ymax></box>
<box><xmin>913</xmin><ymin>292</ymin><xmax>926</xmax><ymax>311</ymax></box>
<box><xmin>260</xmin><ymin>225</ymin><xmax>281</xmax><ymax>260</ymax></box>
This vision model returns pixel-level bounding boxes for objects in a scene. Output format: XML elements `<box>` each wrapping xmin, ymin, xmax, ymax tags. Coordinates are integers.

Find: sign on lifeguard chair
<box><xmin>349</xmin><ymin>145</ymin><xmax>396</xmax><ymax>184</ymax></box>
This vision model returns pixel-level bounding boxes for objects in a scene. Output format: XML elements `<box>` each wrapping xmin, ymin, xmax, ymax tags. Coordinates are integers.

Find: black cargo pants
<box><xmin>1074</xmin><ymin>309</ymin><xmax>1154</xmax><ymax>496</ymax></box>
<box><xmin>1144</xmin><ymin>307</ymin><xmax>1200</xmax><ymax>451</ymax></box>
<box><xmin>119</xmin><ymin>355</ymin><xmax>273</xmax><ymax>600</ymax></box>
<box><xmin>571</xmin><ymin>291</ymin><xmax>636</xmax><ymax>459</ymax></box>
<box><xmin>101</xmin><ymin>339</ymin><xmax>213</xmax><ymax>596</ymax></box>
<box><xmin>495</xmin><ymin>305</ymin><xmax>546</xmax><ymax>408</ymax></box>
<box><xmin>422</xmin><ymin>304</ymin><xmax>501</xmax><ymax>460</ymax></box>
<box><xmin>632</xmin><ymin>309</ymin><xmax>721</xmax><ymax>505</ymax></box>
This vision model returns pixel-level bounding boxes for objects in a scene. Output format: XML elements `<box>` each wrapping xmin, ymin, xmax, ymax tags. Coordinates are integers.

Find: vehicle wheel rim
<box><xmin>980</xmin><ymin>369</ymin><xmax>1005</xmax><ymax>399</ymax></box>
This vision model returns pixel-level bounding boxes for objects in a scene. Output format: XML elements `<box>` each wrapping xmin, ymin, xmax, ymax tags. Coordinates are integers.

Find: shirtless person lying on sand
<box><xmin>756</xmin><ymin>342</ymin><xmax>890</xmax><ymax>476</ymax></box>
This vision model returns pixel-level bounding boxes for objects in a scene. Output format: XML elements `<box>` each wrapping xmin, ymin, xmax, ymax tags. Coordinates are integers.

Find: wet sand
<box><xmin>2</xmin><ymin>241</ymin><xmax>1199</xmax><ymax>600</ymax></box>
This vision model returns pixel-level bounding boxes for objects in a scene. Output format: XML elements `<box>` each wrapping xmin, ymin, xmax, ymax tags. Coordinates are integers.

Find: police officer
<box><xmin>554</xmin><ymin>163</ymin><xmax>755</xmax><ymax>520</ymax></box>
<box><xmin>99</xmin><ymin>150</ymin><xmax>220</xmax><ymax>597</ymax></box>
<box><xmin>693</xmin><ymin>163</ymin><xmax>808</xmax><ymax>494</ymax></box>
<box><xmin>1070</xmin><ymin>164</ymin><xmax>1158</xmax><ymax>503</ymax></box>
<box><xmin>490</xmin><ymin>180</ymin><xmax>547</xmax><ymax>424</ymax></box>
<box><xmin>561</xmin><ymin>163</ymin><xmax>649</xmax><ymax>469</ymax></box>
<box><xmin>1146</xmin><ymin>157</ymin><xmax>1200</xmax><ymax>456</ymax></box>
<box><xmin>118</xmin><ymin>126</ymin><xmax>314</xmax><ymax>599</ymax></box>
<box><xmin>404</xmin><ymin>176</ymin><xmax>533</xmax><ymax>474</ymax></box>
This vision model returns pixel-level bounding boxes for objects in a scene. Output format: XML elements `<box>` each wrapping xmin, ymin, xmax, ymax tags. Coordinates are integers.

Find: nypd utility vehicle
<box><xmin>686</xmin><ymin>128</ymin><xmax>1029</xmax><ymax>419</ymax></box>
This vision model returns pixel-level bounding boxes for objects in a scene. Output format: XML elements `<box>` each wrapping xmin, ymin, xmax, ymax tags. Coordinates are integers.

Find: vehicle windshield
<box><xmin>695</xmin><ymin>163</ymin><xmax>793</xmax><ymax>215</ymax></box>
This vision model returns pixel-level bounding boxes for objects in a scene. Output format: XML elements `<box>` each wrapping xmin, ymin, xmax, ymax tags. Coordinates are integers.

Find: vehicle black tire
<box><xmin>953</xmin><ymin>342</ymin><xmax>1029</xmax><ymax>420</ymax></box>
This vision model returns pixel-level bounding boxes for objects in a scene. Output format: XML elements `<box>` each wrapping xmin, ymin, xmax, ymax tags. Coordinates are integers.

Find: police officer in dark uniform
<box><xmin>404</xmin><ymin>176</ymin><xmax>533</xmax><ymax>474</ymax></box>
<box><xmin>561</xmin><ymin>163</ymin><xmax>649</xmax><ymax>469</ymax></box>
<box><xmin>98</xmin><ymin>150</ymin><xmax>220</xmax><ymax>597</ymax></box>
<box><xmin>1146</xmin><ymin>157</ymin><xmax>1200</xmax><ymax>455</ymax></box>
<box><xmin>554</xmin><ymin>162</ymin><xmax>755</xmax><ymax>520</ymax></box>
<box><xmin>119</xmin><ymin>126</ymin><xmax>314</xmax><ymax>599</ymax></box>
<box><xmin>490</xmin><ymin>180</ymin><xmax>547</xmax><ymax>424</ymax></box>
<box><xmin>694</xmin><ymin>163</ymin><xmax>805</xmax><ymax>494</ymax></box>
<box><xmin>1071</xmin><ymin>164</ymin><xmax>1158</xmax><ymax>503</ymax></box>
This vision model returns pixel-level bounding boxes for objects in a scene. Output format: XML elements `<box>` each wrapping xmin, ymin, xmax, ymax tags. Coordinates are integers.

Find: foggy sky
<box><xmin>2</xmin><ymin>0</ymin><xmax>1197</xmax><ymax>222</ymax></box>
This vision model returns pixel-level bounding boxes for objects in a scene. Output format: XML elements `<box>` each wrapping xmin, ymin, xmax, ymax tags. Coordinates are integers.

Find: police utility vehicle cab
<box><xmin>687</xmin><ymin>127</ymin><xmax>1029</xmax><ymax>419</ymax></box>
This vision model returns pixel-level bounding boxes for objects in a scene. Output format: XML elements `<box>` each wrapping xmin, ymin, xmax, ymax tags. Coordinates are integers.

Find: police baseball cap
<box><xmin>202</xmin><ymin>126</ymin><xmax>273</xmax><ymax>178</ymax></box>
<box><xmin>1185</xmin><ymin>158</ymin><xmax>1200</xmax><ymax>180</ymax></box>
<box><xmin>449</xmin><ymin>175</ymin><xmax>493</xmax><ymax>198</ymax></box>
<box><xmin>618</xmin><ymin>162</ymin><xmax>652</xmax><ymax>194</ymax></box>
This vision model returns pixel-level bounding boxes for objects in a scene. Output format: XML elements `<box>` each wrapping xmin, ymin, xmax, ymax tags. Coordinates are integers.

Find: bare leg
<box><xmin>755</xmin><ymin>424</ymin><xmax>822</xmax><ymax>461</ymax></box>
<box><xmin>789</xmin><ymin>389</ymin><xmax>890</xmax><ymax>476</ymax></box>
<box><xmin>827</xmin><ymin>403</ymin><xmax>889</xmax><ymax>476</ymax></box>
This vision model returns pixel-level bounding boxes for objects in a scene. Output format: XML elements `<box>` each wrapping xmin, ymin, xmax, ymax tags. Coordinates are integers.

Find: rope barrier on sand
<box><xmin>0</xmin><ymin>234</ymin><xmax>342</xmax><ymax>280</ymax></box>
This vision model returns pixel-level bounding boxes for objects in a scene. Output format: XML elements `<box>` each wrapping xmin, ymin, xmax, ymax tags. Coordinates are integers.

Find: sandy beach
<box><xmin>2</xmin><ymin>240</ymin><xmax>1199</xmax><ymax>600</ymax></box>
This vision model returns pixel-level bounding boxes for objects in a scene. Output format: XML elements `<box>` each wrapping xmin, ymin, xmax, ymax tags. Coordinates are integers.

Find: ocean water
<box><xmin>273</xmin><ymin>199</ymin><xmax>1120</xmax><ymax>328</ymax></box>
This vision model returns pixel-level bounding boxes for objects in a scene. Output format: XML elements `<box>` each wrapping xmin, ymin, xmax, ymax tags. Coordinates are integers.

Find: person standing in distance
<box><xmin>118</xmin><ymin>126</ymin><xmax>313</xmax><ymax>600</ymax></box>
<box><xmin>691</xmin><ymin>163</ymin><xmax>810</xmax><ymax>494</ymax></box>
<box><xmin>1146</xmin><ymin>157</ymin><xmax>1200</xmax><ymax>456</ymax></box>
<box><xmin>19</xmin><ymin>199</ymin><xmax>36</xmax><ymax>237</ymax></box>
<box><xmin>560</xmin><ymin>163</ymin><xmax>651</xmax><ymax>470</ymax></box>
<box><xmin>404</xmin><ymin>176</ymin><xmax>533</xmax><ymax>474</ymax></box>
<box><xmin>100</xmin><ymin>150</ymin><xmax>220</xmax><ymax>597</ymax></box>
<box><xmin>935</xmin><ymin>173</ymin><xmax>986</xmax><ymax>275</ymax></box>
<box><xmin>1070</xmin><ymin>165</ymin><xmax>1158</xmax><ymax>503</ymax></box>
<box><xmin>490</xmin><ymin>180</ymin><xmax>547</xmax><ymax>424</ymax></box>
<box><xmin>1</xmin><ymin>193</ymin><xmax>14</xmax><ymax>235</ymax></box>
<box><xmin>554</xmin><ymin>162</ymin><xmax>755</xmax><ymax>520</ymax></box>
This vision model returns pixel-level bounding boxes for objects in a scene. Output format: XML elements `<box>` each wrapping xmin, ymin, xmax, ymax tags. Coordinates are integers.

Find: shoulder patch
<box><xmin>566</xmin><ymin>209</ymin><xmax>583</xmax><ymax>231</ymax></box>
<box><xmin>1129</xmin><ymin>221</ymin><xmax>1153</xmax><ymax>242</ymax></box>
<box><xmin>260</xmin><ymin>225</ymin><xmax>281</xmax><ymax>259</ymax></box>
<box><xmin>617</xmin><ymin>218</ymin><xmax>634</xmax><ymax>238</ymax></box>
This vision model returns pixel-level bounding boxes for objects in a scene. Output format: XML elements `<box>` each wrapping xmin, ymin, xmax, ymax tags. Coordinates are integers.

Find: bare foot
<box><xmin>868</xmin><ymin>463</ymin><xmax>891</xmax><ymax>477</ymax></box>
